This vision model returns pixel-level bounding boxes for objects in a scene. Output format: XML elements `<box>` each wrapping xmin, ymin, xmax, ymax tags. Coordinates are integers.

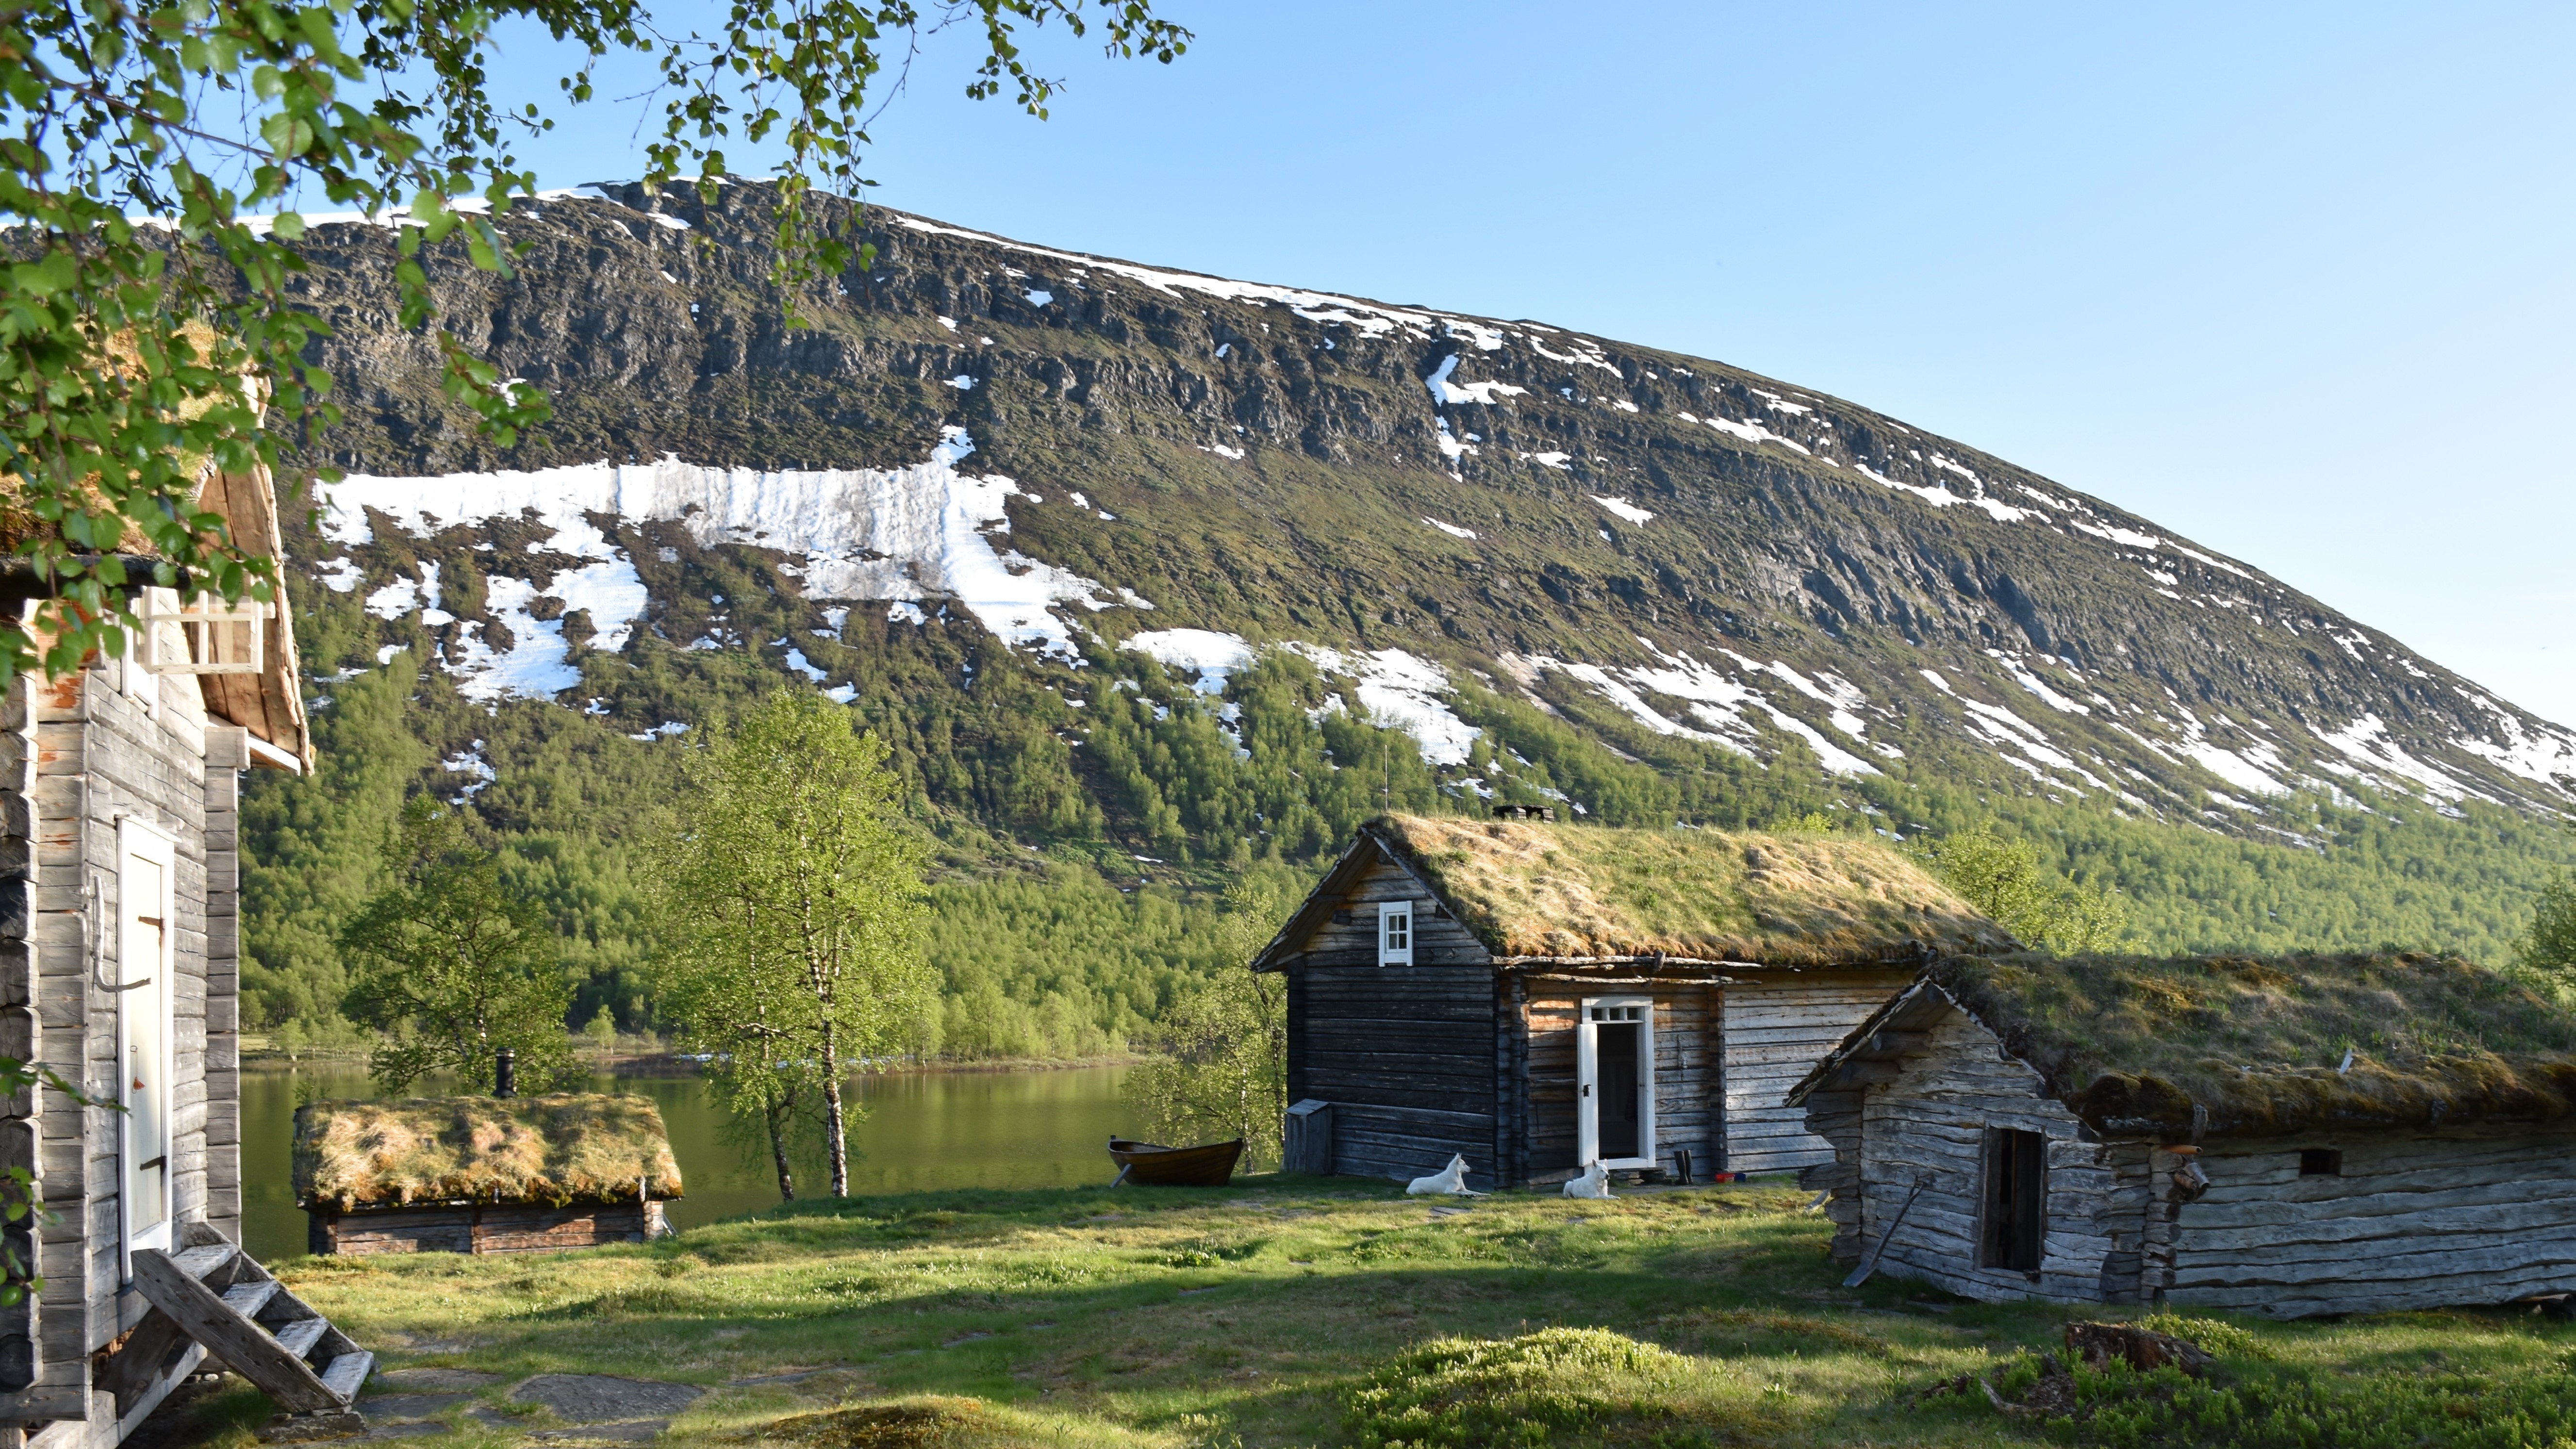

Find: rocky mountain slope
<box><xmin>273</xmin><ymin>178</ymin><xmax>2574</xmax><ymax>846</ymax></box>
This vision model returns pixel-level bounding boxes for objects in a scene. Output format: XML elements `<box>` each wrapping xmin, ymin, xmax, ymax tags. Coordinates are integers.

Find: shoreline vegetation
<box><xmin>238</xmin><ymin>1034</ymin><xmax>1145</xmax><ymax>1077</ymax></box>
<box><xmin>147</xmin><ymin>1177</ymin><xmax>2576</xmax><ymax>1449</ymax></box>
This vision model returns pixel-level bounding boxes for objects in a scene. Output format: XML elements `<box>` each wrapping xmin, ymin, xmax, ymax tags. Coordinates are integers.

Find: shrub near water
<box><xmin>1345</xmin><ymin>1328</ymin><xmax>1722</xmax><ymax>1449</ymax></box>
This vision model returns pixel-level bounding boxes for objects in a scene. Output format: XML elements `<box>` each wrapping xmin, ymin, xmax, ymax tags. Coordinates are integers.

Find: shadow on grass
<box><xmin>263</xmin><ymin>1178</ymin><xmax>2576</xmax><ymax>1449</ymax></box>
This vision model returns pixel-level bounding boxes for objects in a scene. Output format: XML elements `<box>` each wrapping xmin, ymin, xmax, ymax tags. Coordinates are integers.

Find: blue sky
<box><xmin>479</xmin><ymin>2</ymin><xmax>2576</xmax><ymax>726</ymax></box>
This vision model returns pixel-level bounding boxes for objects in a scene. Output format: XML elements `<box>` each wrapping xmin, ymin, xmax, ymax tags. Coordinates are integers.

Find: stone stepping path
<box><xmin>335</xmin><ymin>1364</ymin><xmax>870</xmax><ymax>1443</ymax></box>
<box><xmin>509</xmin><ymin>1374</ymin><xmax>707</xmax><ymax>1443</ymax></box>
<box><xmin>351</xmin><ymin>1370</ymin><xmax>504</xmax><ymax>1441</ymax></box>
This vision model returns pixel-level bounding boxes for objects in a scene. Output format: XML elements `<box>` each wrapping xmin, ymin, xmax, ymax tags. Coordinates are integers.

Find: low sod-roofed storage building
<box><xmin>1791</xmin><ymin>952</ymin><xmax>2576</xmax><ymax>1317</ymax></box>
<box><xmin>1255</xmin><ymin>813</ymin><xmax>2014</xmax><ymax>1189</ymax></box>
<box><xmin>294</xmin><ymin>1095</ymin><xmax>683</xmax><ymax>1255</ymax></box>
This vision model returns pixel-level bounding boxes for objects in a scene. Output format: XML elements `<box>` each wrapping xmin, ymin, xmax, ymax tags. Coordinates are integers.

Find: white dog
<box><xmin>1406</xmin><ymin>1153</ymin><xmax>1482</xmax><ymax>1196</ymax></box>
<box><xmin>1563</xmin><ymin>1162</ymin><xmax>1616</xmax><ymax>1199</ymax></box>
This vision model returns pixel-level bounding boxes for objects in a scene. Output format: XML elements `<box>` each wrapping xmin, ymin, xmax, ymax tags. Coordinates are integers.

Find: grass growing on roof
<box><xmin>1371</xmin><ymin>813</ymin><xmax>2016</xmax><ymax>964</ymax></box>
<box><xmin>294</xmin><ymin>1092</ymin><xmax>684</xmax><ymax>1210</ymax></box>
<box><xmin>1931</xmin><ymin>951</ymin><xmax>2576</xmax><ymax>1136</ymax></box>
<box><xmin>130</xmin><ymin>1178</ymin><xmax>2576</xmax><ymax>1449</ymax></box>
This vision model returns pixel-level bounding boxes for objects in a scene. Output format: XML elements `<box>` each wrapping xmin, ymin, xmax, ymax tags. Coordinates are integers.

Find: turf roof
<box><xmin>294</xmin><ymin>1093</ymin><xmax>685</xmax><ymax>1211</ymax></box>
<box><xmin>1923</xmin><ymin>951</ymin><xmax>2576</xmax><ymax>1137</ymax></box>
<box><xmin>1363</xmin><ymin>814</ymin><xmax>2016</xmax><ymax>966</ymax></box>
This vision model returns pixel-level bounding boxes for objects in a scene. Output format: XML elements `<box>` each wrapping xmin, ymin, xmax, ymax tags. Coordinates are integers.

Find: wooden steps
<box><xmin>130</xmin><ymin>1222</ymin><xmax>373</xmax><ymax>1427</ymax></box>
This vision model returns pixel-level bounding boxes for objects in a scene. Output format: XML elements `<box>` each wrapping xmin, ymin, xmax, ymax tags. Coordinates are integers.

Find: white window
<box><xmin>1577</xmin><ymin>996</ymin><xmax>1657</xmax><ymax>1169</ymax></box>
<box><xmin>118</xmin><ymin>818</ymin><xmax>179</xmax><ymax>1270</ymax></box>
<box><xmin>1378</xmin><ymin>901</ymin><xmax>1414</xmax><ymax>966</ymax></box>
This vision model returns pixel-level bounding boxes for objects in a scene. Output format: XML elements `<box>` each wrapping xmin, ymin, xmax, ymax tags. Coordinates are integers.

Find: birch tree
<box><xmin>653</xmin><ymin>689</ymin><xmax>932</xmax><ymax>1198</ymax></box>
<box><xmin>1123</xmin><ymin>880</ymin><xmax>1288</xmax><ymax>1166</ymax></box>
<box><xmin>339</xmin><ymin>795</ymin><xmax>576</xmax><ymax>1091</ymax></box>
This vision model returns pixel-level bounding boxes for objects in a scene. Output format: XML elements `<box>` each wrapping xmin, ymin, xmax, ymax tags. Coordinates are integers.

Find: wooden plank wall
<box><xmin>1283</xmin><ymin>851</ymin><xmax>1500</xmax><ymax>1188</ymax></box>
<box><xmin>2166</xmin><ymin>1129</ymin><xmax>2576</xmax><ymax>1317</ymax></box>
<box><xmin>199</xmin><ymin>740</ymin><xmax>242</xmax><ymax>1247</ymax></box>
<box><xmin>0</xmin><ymin>661</ymin><xmax>218</xmax><ymax>1437</ymax></box>
<box><xmin>1522</xmin><ymin>987</ymin><xmax>1716</xmax><ymax>1183</ymax></box>
<box><xmin>1853</xmin><ymin>1011</ymin><xmax>2119</xmax><ymax>1304</ymax></box>
<box><xmin>315</xmin><ymin>1202</ymin><xmax>663</xmax><ymax>1256</ymax></box>
<box><xmin>1721</xmin><ymin>971</ymin><xmax>1911</xmax><ymax>1174</ymax></box>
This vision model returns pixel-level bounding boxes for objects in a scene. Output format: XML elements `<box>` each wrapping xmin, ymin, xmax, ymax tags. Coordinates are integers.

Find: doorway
<box><xmin>118</xmin><ymin>820</ymin><xmax>177</xmax><ymax>1273</ymax></box>
<box><xmin>1577</xmin><ymin>997</ymin><xmax>1656</xmax><ymax>1169</ymax></box>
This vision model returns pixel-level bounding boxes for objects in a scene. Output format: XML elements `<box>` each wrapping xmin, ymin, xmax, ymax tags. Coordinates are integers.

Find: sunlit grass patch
<box><xmin>226</xmin><ymin>1178</ymin><xmax>2576</xmax><ymax>1449</ymax></box>
<box><xmin>1344</xmin><ymin>1327</ymin><xmax>1800</xmax><ymax>1448</ymax></box>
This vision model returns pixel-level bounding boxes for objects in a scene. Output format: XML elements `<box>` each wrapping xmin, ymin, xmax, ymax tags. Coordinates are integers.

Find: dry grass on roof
<box><xmin>1371</xmin><ymin>814</ymin><xmax>2016</xmax><ymax>966</ymax></box>
<box><xmin>293</xmin><ymin>1093</ymin><xmax>684</xmax><ymax>1212</ymax></box>
<box><xmin>0</xmin><ymin>320</ymin><xmax>235</xmax><ymax>557</ymax></box>
<box><xmin>1931</xmin><ymin>952</ymin><xmax>2576</xmax><ymax>1138</ymax></box>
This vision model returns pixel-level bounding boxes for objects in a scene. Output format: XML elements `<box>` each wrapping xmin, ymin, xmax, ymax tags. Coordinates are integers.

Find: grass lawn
<box><xmin>156</xmin><ymin>1178</ymin><xmax>2576</xmax><ymax>1449</ymax></box>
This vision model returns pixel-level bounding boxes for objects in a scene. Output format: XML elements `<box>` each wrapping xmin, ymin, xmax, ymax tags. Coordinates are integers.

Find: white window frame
<box><xmin>1577</xmin><ymin>995</ymin><xmax>1657</xmax><ymax>1169</ymax></box>
<box><xmin>117</xmin><ymin>817</ymin><xmax>179</xmax><ymax>1275</ymax></box>
<box><xmin>1377</xmin><ymin>901</ymin><xmax>1414</xmax><ymax>966</ymax></box>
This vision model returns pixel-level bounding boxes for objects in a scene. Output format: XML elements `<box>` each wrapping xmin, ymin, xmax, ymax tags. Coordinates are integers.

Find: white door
<box><xmin>119</xmin><ymin>820</ymin><xmax>177</xmax><ymax>1269</ymax></box>
<box><xmin>1577</xmin><ymin>997</ymin><xmax>1657</xmax><ymax>1169</ymax></box>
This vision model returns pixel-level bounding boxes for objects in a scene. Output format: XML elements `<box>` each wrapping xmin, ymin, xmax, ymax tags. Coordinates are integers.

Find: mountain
<box><xmin>239</xmin><ymin>179</ymin><xmax>2576</xmax><ymax>1044</ymax></box>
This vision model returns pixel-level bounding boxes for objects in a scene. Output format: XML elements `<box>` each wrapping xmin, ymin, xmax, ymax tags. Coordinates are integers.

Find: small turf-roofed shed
<box><xmin>294</xmin><ymin>1094</ymin><xmax>683</xmax><ymax>1256</ymax></box>
<box><xmin>1791</xmin><ymin>951</ymin><xmax>2576</xmax><ymax>1317</ymax></box>
<box><xmin>1255</xmin><ymin>813</ymin><xmax>2014</xmax><ymax>1189</ymax></box>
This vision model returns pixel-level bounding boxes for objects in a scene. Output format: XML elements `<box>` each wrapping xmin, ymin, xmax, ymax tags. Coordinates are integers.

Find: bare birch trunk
<box><xmin>766</xmin><ymin>1091</ymin><xmax>796</xmax><ymax>1202</ymax></box>
<box><xmin>820</xmin><ymin>1030</ymin><xmax>848</xmax><ymax>1198</ymax></box>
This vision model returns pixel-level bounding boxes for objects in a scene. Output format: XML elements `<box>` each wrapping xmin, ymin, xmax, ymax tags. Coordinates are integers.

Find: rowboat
<box><xmin>1108</xmin><ymin>1137</ymin><xmax>1244</xmax><ymax>1187</ymax></box>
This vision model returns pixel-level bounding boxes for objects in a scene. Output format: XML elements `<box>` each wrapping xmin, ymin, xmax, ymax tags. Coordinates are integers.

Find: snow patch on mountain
<box><xmin>891</xmin><ymin>213</ymin><xmax>1511</xmax><ymax>350</ymax></box>
<box><xmin>1124</xmin><ymin>629</ymin><xmax>1254</xmax><ymax>695</ymax></box>
<box><xmin>2448</xmin><ymin>698</ymin><xmax>2576</xmax><ymax>788</ymax></box>
<box><xmin>322</xmin><ymin>428</ymin><xmax>1136</xmax><ymax>694</ymax></box>
<box><xmin>1505</xmin><ymin>647</ymin><xmax>1880</xmax><ymax>778</ymax></box>
<box><xmin>1287</xmin><ymin>645</ymin><xmax>1481</xmax><ymax>766</ymax></box>
<box><xmin>2317</xmin><ymin>714</ymin><xmax>2477</xmax><ymax>803</ymax></box>
<box><xmin>1424</xmin><ymin>354</ymin><xmax>1528</xmax><ymax>406</ymax></box>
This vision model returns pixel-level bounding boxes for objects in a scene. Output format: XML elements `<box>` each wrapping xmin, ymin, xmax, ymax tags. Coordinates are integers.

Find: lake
<box><xmin>240</xmin><ymin>1062</ymin><xmax>1136</xmax><ymax>1261</ymax></box>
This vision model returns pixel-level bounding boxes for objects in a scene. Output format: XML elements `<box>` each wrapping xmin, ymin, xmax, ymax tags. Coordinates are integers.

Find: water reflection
<box><xmin>241</xmin><ymin>1063</ymin><xmax>1135</xmax><ymax>1261</ymax></box>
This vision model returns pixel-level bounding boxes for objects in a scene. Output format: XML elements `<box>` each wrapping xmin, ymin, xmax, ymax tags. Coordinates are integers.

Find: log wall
<box><xmin>311</xmin><ymin>1202</ymin><xmax>667</xmax><ymax>1256</ymax></box>
<box><xmin>2165</xmin><ymin>1129</ymin><xmax>2576</xmax><ymax>1317</ymax></box>
<box><xmin>1282</xmin><ymin>851</ymin><xmax>1501</xmax><ymax>1189</ymax></box>
<box><xmin>0</xmin><ymin>661</ymin><xmax>240</xmax><ymax>1443</ymax></box>
<box><xmin>1720</xmin><ymin>970</ymin><xmax>1911</xmax><ymax>1173</ymax></box>
<box><xmin>1522</xmin><ymin>986</ymin><xmax>1717</xmax><ymax>1182</ymax></box>
<box><xmin>1850</xmin><ymin>1011</ymin><xmax>2120</xmax><ymax>1303</ymax></box>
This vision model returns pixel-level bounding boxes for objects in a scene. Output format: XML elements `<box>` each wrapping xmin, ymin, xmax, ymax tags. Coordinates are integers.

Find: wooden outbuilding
<box><xmin>1791</xmin><ymin>951</ymin><xmax>2576</xmax><ymax>1316</ymax></box>
<box><xmin>1255</xmin><ymin>813</ymin><xmax>2015</xmax><ymax>1189</ymax></box>
<box><xmin>0</xmin><ymin>463</ymin><xmax>318</xmax><ymax>1445</ymax></box>
<box><xmin>295</xmin><ymin>1094</ymin><xmax>683</xmax><ymax>1255</ymax></box>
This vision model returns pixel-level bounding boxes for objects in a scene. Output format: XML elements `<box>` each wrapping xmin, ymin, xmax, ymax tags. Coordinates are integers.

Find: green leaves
<box><xmin>649</xmin><ymin>688</ymin><xmax>934</xmax><ymax>1194</ymax></box>
<box><xmin>0</xmin><ymin>0</ymin><xmax>1184</xmax><ymax>685</ymax></box>
<box><xmin>2514</xmin><ymin>871</ymin><xmax>2576</xmax><ymax>988</ymax></box>
<box><xmin>338</xmin><ymin>795</ymin><xmax>578</xmax><ymax>1092</ymax></box>
<box><xmin>1914</xmin><ymin>824</ymin><xmax>2130</xmax><ymax>955</ymax></box>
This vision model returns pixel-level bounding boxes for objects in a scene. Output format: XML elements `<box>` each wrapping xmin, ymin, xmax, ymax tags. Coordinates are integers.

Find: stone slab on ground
<box><xmin>512</xmin><ymin>1375</ymin><xmax>704</xmax><ymax>1425</ymax></box>
<box><xmin>529</xmin><ymin>1424</ymin><xmax>673</xmax><ymax>1444</ymax></box>
<box><xmin>374</xmin><ymin>1369</ymin><xmax>504</xmax><ymax>1393</ymax></box>
<box><xmin>354</xmin><ymin>1394</ymin><xmax>471</xmax><ymax>1419</ymax></box>
<box><xmin>351</xmin><ymin>1423</ymin><xmax>446</xmax><ymax>1442</ymax></box>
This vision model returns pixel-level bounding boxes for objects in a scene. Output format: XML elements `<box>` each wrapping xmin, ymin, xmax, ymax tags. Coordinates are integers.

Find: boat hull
<box><xmin>1108</xmin><ymin>1137</ymin><xmax>1244</xmax><ymax>1187</ymax></box>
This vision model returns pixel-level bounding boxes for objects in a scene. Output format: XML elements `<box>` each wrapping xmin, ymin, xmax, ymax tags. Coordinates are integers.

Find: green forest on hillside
<box><xmin>243</xmin><ymin>571</ymin><xmax>2576</xmax><ymax>1055</ymax></box>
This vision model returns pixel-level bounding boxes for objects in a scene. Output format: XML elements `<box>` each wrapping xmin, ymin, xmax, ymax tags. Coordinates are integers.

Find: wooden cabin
<box><xmin>295</xmin><ymin>1094</ymin><xmax>682</xmax><ymax>1256</ymax></box>
<box><xmin>1254</xmin><ymin>813</ymin><xmax>2015</xmax><ymax>1189</ymax></box>
<box><xmin>1791</xmin><ymin>951</ymin><xmax>2576</xmax><ymax>1316</ymax></box>
<box><xmin>0</xmin><ymin>467</ymin><xmax>312</xmax><ymax>1446</ymax></box>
